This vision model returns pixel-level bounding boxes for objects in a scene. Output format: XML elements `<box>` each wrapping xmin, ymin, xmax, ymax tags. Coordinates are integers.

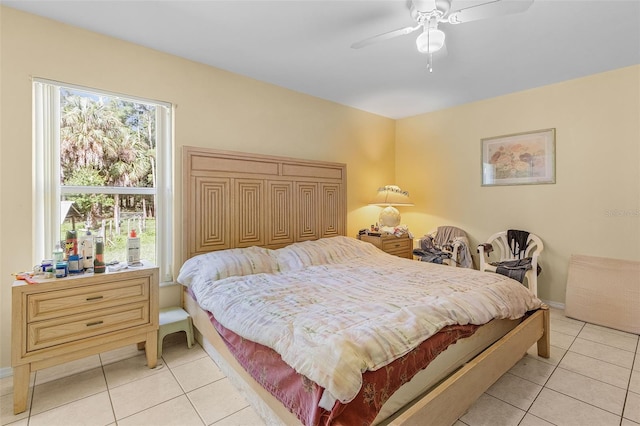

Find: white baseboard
<box><xmin>541</xmin><ymin>299</ymin><xmax>565</xmax><ymax>310</ymax></box>
<box><xmin>0</xmin><ymin>366</ymin><xmax>13</xmax><ymax>379</ymax></box>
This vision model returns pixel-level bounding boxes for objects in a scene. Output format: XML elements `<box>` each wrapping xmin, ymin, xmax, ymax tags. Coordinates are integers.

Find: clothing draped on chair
<box><xmin>488</xmin><ymin>229</ymin><xmax>541</xmax><ymax>283</ymax></box>
<box><xmin>507</xmin><ymin>229</ymin><xmax>530</xmax><ymax>259</ymax></box>
<box><xmin>413</xmin><ymin>243</ymin><xmax>451</xmax><ymax>264</ymax></box>
<box><xmin>493</xmin><ymin>258</ymin><xmax>533</xmax><ymax>283</ymax></box>
<box><xmin>414</xmin><ymin>226</ymin><xmax>473</xmax><ymax>268</ymax></box>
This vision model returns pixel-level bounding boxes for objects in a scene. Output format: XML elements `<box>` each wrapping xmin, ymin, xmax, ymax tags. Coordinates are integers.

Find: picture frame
<box><xmin>481</xmin><ymin>128</ymin><xmax>556</xmax><ymax>186</ymax></box>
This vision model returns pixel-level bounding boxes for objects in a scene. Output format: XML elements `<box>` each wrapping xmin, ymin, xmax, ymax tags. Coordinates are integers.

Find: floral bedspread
<box><xmin>188</xmin><ymin>237</ymin><xmax>542</xmax><ymax>407</ymax></box>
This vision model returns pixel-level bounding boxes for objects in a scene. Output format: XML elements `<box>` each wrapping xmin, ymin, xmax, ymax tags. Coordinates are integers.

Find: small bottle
<box><xmin>53</xmin><ymin>241</ymin><xmax>64</xmax><ymax>262</ymax></box>
<box><xmin>65</xmin><ymin>230</ymin><xmax>78</xmax><ymax>260</ymax></box>
<box><xmin>41</xmin><ymin>259</ymin><xmax>54</xmax><ymax>278</ymax></box>
<box><xmin>55</xmin><ymin>261</ymin><xmax>68</xmax><ymax>278</ymax></box>
<box><xmin>68</xmin><ymin>253</ymin><xmax>82</xmax><ymax>274</ymax></box>
<box><xmin>81</xmin><ymin>230</ymin><xmax>94</xmax><ymax>270</ymax></box>
<box><xmin>126</xmin><ymin>229</ymin><xmax>141</xmax><ymax>266</ymax></box>
<box><xmin>94</xmin><ymin>236</ymin><xmax>105</xmax><ymax>274</ymax></box>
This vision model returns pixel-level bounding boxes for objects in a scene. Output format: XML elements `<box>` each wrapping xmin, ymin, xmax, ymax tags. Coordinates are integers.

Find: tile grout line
<box><xmin>26</xmin><ymin>370</ymin><xmax>35</xmax><ymax>426</ymax></box>
<box><xmin>164</xmin><ymin>354</ymin><xmax>208</xmax><ymax>426</ymax></box>
<box><xmin>100</xmin><ymin>357</ymin><xmax>119</xmax><ymax>426</ymax></box>
<box><xmin>557</xmin><ymin>327</ymin><xmax>638</xmax><ymax>390</ymax></box>
<box><xmin>536</xmin><ymin>321</ymin><xmax>638</xmax><ymax>420</ymax></box>
<box><xmin>541</xmin><ymin>386</ymin><xmax>626</xmax><ymax>419</ymax></box>
<box><xmin>480</xmin><ymin>342</ymin><xmax>568</xmax><ymax>423</ymax></box>
<box><xmin>563</xmin><ymin>348</ymin><xmax>636</xmax><ymax>372</ymax></box>
<box><xmin>620</xmin><ymin>338</ymin><xmax>640</xmax><ymax>424</ymax></box>
<box><xmin>107</xmin><ymin>356</ymin><xmax>187</xmax><ymax>425</ymax></box>
<box><xmin>515</xmin><ymin>319</ymin><xmax>582</xmax><ymax>425</ymax></box>
<box><xmin>574</xmin><ymin>337</ymin><xmax>639</xmax><ymax>354</ymax></box>
<box><xmin>553</xmin><ymin>363</ymin><xmax>632</xmax><ymax>391</ymax></box>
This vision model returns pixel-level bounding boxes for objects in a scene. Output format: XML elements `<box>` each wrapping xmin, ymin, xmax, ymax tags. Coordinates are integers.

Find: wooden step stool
<box><xmin>158</xmin><ymin>306</ymin><xmax>194</xmax><ymax>357</ymax></box>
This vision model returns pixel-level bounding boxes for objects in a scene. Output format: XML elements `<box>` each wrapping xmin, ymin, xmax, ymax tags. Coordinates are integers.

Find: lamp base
<box><xmin>379</xmin><ymin>206</ymin><xmax>401</xmax><ymax>227</ymax></box>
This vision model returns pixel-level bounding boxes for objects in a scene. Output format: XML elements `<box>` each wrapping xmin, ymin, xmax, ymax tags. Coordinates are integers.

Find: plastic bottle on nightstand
<box><xmin>65</xmin><ymin>230</ymin><xmax>78</xmax><ymax>260</ymax></box>
<box><xmin>94</xmin><ymin>236</ymin><xmax>105</xmax><ymax>274</ymax></box>
<box><xmin>80</xmin><ymin>230</ymin><xmax>94</xmax><ymax>270</ymax></box>
<box><xmin>126</xmin><ymin>229</ymin><xmax>141</xmax><ymax>266</ymax></box>
<box><xmin>64</xmin><ymin>229</ymin><xmax>81</xmax><ymax>273</ymax></box>
<box><xmin>67</xmin><ymin>253</ymin><xmax>82</xmax><ymax>274</ymax></box>
<box><xmin>52</xmin><ymin>241</ymin><xmax>64</xmax><ymax>263</ymax></box>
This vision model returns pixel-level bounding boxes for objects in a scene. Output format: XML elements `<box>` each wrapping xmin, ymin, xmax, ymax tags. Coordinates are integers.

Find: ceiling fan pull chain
<box><xmin>427</xmin><ymin>25</ymin><xmax>434</xmax><ymax>73</ymax></box>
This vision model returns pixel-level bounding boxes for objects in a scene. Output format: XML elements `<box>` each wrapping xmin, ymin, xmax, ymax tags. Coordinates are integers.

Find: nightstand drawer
<box><xmin>385</xmin><ymin>248</ymin><xmax>412</xmax><ymax>258</ymax></box>
<box><xmin>358</xmin><ymin>234</ymin><xmax>413</xmax><ymax>259</ymax></box>
<box><xmin>27</xmin><ymin>278</ymin><xmax>149</xmax><ymax>322</ymax></box>
<box><xmin>27</xmin><ymin>302</ymin><xmax>150</xmax><ymax>352</ymax></box>
<box><xmin>381</xmin><ymin>238</ymin><xmax>412</xmax><ymax>252</ymax></box>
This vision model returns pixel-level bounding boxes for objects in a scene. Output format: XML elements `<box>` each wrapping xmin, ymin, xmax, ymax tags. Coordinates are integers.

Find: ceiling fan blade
<box><xmin>447</xmin><ymin>0</ymin><xmax>534</xmax><ymax>24</ymax></box>
<box><xmin>351</xmin><ymin>25</ymin><xmax>421</xmax><ymax>49</ymax></box>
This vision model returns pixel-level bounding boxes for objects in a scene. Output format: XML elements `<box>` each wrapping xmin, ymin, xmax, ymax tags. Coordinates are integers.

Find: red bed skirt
<box><xmin>208</xmin><ymin>311</ymin><xmax>479</xmax><ymax>425</ymax></box>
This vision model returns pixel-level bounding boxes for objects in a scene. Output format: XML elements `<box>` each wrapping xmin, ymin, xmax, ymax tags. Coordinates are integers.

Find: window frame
<box><xmin>33</xmin><ymin>78</ymin><xmax>174</xmax><ymax>283</ymax></box>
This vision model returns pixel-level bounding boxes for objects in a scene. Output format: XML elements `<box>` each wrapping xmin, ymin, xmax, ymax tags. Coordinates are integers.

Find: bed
<box><xmin>179</xmin><ymin>147</ymin><xmax>550</xmax><ymax>426</ymax></box>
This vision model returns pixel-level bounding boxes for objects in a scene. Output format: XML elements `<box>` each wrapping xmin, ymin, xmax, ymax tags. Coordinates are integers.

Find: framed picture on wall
<box><xmin>481</xmin><ymin>128</ymin><xmax>556</xmax><ymax>186</ymax></box>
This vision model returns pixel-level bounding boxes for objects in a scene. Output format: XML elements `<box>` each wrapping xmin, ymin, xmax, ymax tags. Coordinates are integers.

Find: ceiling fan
<box><xmin>351</xmin><ymin>0</ymin><xmax>534</xmax><ymax>72</ymax></box>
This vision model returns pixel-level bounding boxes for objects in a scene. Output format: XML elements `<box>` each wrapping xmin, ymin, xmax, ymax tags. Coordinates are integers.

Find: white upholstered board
<box><xmin>565</xmin><ymin>254</ymin><xmax>640</xmax><ymax>334</ymax></box>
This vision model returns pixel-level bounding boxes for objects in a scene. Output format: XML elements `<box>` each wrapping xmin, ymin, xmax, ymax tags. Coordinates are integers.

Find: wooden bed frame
<box><xmin>180</xmin><ymin>146</ymin><xmax>550</xmax><ymax>426</ymax></box>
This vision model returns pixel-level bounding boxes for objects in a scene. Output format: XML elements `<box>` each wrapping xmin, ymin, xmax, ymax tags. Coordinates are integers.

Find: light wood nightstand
<box><xmin>358</xmin><ymin>233</ymin><xmax>413</xmax><ymax>259</ymax></box>
<box><xmin>11</xmin><ymin>265</ymin><xmax>159</xmax><ymax>414</ymax></box>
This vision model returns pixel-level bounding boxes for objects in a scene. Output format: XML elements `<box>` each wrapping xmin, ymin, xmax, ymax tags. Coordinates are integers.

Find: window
<box><xmin>33</xmin><ymin>79</ymin><xmax>174</xmax><ymax>283</ymax></box>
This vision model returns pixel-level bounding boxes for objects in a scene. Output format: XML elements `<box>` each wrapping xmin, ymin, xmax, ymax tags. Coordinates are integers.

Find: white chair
<box><xmin>416</xmin><ymin>226</ymin><xmax>473</xmax><ymax>268</ymax></box>
<box><xmin>477</xmin><ymin>230</ymin><xmax>544</xmax><ymax>296</ymax></box>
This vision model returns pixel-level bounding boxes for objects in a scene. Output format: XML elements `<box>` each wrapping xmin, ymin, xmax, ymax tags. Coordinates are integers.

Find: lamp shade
<box><xmin>370</xmin><ymin>185</ymin><xmax>413</xmax><ymax>227</ymax></box>
<box><xmin>370</xmin><ymin>185</ymin><xmax>414</xmax><ymax>207</ymax></box>
<box><xmin>416</xmin><ymin>28</ymin><xmax>446</xmax><ymax>54</ymax></box>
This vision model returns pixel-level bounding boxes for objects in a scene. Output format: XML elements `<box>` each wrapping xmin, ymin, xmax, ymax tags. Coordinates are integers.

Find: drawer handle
<box><xmin>86</xmin><ymin>296</ymin><xmax>104</xmax><ymax>301</ymax></box>
<box><xmin>394</xmin><ymin>244</ymin><xmax>400</xmax><ymax>247</ymax></box>
<box><xmin>86</xmin><ymin>320</ymin><xmax>104</xmax><ymax>327</ymax></box>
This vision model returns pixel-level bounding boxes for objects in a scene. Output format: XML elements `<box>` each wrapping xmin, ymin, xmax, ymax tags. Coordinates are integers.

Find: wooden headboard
<box><xmin>182</xmin><ymin>147</ymin><xmax>347</xmax><ymax>261</ymax></box>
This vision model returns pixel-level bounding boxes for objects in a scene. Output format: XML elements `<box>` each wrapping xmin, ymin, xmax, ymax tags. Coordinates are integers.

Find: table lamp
<box><xmin>370</xmin><ymin>185</ymin><xmax>413</xmax><ymax>227</ymax></box>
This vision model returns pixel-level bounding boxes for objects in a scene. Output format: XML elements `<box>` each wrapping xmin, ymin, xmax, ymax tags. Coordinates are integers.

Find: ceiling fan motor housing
<box><xmin>410</xmin><ymin>0</ymin><xmax>451</xmax><ymax>21</ymax></box>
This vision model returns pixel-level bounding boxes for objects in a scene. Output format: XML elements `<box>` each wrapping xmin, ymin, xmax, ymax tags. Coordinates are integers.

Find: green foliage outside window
<box><xmin>59</xmin><ymin>89</ymin><xmax>157</xmax><ymax>265</ymax></box>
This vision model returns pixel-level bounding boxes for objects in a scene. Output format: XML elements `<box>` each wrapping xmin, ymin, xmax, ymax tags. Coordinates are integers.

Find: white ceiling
<box><xmin>4</xmin><ymin>0</ymin><xmax>640</xmax><ymax>119</ymax></box>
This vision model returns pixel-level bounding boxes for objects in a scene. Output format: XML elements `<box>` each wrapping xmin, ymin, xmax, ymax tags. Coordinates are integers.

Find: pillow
<box><xmin>274</xmin><ymin>236</ymin><xmax>381</xmax><ymax>271</ymax></box>
<box><xmin>177</xmin><ymin>246</ymin><xmax>277</xmax><ymax>289</ymax></box>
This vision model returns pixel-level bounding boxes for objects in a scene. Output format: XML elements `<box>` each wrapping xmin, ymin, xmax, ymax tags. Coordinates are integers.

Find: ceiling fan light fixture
<box><xmin>416</xmin><ymin>28</ymin><xmax>445</xmax><ymax>53</ymax></box>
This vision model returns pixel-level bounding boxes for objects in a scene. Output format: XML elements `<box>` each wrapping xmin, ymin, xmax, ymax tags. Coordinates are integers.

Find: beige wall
<box><xmin>396</xmin><ymin>65</ymin><xmax>640</xmax><ymax>304</ymax></box>
<box><xmin>0</xmin><ymin>7</ymin><xmax>395</xmax><ymax>370</ymax></box>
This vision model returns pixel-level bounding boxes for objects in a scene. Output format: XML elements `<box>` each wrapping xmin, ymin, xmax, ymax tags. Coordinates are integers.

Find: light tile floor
<box><xmin>1</xmin><ymin>308</ymin><xmax>638</xmax><ymax>426</ymax></box>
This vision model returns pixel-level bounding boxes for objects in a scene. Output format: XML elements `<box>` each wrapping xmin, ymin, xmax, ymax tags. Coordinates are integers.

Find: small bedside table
<box><xmin>358</xmin><ymin>233</ymin><xmax>413</xmax><ymax>259</ymax></box>
<box><xmin>11</xmin><ymin>264</ymin><xmax>159</xmax><ymax>414</ymax></box>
